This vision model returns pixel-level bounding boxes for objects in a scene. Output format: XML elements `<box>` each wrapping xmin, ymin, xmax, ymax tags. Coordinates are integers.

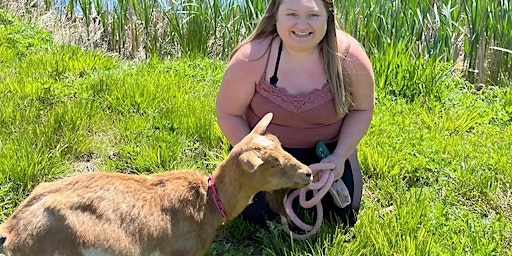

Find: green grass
<box><xmin>0</xmin><ymin>9</ymin><xmax>511</xmax><ymax>255</ymax></box>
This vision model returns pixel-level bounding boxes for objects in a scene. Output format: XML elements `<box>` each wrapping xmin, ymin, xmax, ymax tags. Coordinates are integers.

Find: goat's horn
<box><xmin>251</xmin><ymin>113</ymin><xmax>273</xmax><ymax>135</ymax></box>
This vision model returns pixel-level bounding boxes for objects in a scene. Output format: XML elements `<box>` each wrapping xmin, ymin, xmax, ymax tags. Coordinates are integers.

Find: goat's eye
<box><xmin>268</xmin><ymin>160</ymin><xmax>279</xmax><ymax>169</ymax></box>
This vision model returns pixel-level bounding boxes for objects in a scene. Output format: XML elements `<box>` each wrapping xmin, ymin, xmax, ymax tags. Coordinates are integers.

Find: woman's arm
<box><xmin>216</xmin><ymin>43</ymin><xmax>266</xmax><ymax>146</ymax></box>
<box><xmin>323</xmin><ymin>33</ymin><xmax>375</xmax><ymax>180</ymax></box>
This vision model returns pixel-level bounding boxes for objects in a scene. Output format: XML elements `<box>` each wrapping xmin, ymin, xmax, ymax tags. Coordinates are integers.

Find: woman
<box><xmin>216</xmin><ymin>0</ymin><xmax>374</xmax><ymax>227</ymax></box>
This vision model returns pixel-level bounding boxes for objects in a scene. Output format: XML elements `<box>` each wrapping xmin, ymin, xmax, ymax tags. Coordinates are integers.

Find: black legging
<box><xmin>240</xmin><ymin>141</ymin><xmax>363</xmax><ymax>227</ymax></box>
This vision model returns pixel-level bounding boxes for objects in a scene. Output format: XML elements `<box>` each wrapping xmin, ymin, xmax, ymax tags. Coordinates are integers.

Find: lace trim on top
<box><xmin>256</xmin><ymin>73</ymin><xmax>332</xmax><ymax>113</ymax></box>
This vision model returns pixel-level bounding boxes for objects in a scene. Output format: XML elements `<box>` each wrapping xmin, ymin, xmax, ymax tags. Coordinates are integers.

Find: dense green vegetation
<box><xmin>0</xmin><ymin>2</ymin><xmax>511</xmax><ymax>255</ymax></box>
<box><xmin>2</xmin><ymin>0</ymin><xmax>509</xmax><ymax>86</ymax></box>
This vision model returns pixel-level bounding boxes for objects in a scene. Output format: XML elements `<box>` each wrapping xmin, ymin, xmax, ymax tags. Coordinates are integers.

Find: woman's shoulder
<box><xmin>232</xmin><ymin>36</ymin><xmax>275</xmax><ymax>62</ymax></box>
<box><xmin>224</xmin><ymin>36</ymin><xmax>276</xmax><ymax>85</ymax></box>
<box><xmin>337</xmin><ymin>31</ymin><xmax>374</xmax><ymax>107</ymax></box>
<box><xmin>335</xmin><ymin>30</ymin><xmax>362</xmax><ymax>57</ymax></box>
<box><xmin>336</xmin><ymin>30</ymin><xmax>372</xmax><ymax>72</ymax></box>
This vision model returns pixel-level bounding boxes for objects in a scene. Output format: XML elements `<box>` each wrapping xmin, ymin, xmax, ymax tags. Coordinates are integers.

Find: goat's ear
<box><xmin>239</xmin><ymin>151</ymin><xmax>264</xmax><ymax>173</ymax></box>
<box><xmin>251</xmin><ymin>113</ymin><xmax>273</xmax><ymax>135</ymax></box>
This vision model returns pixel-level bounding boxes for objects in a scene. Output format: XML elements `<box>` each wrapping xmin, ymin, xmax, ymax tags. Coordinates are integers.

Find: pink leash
<box><xmin>281</xmin><ymin>141</ymin><xmax>334</xmax><ymax>240</ymax></box>
<box><xmin>281</xmin><ymin>163</ymin><xmax>335</xmax><ymax>240</ymax></box>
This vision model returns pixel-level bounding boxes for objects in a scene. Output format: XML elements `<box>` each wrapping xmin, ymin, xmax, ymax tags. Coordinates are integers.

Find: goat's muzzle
<box><xmin>294</xmin><ymin>166</ymin><xmax>313</xmax><ymax>188</ymax></box>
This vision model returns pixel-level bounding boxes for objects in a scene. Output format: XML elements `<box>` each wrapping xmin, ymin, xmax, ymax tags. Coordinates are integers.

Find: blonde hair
<box><xmin>230</xmin><ymin>0</ymin><xmax>351</xmax><ymax>116</ymax></box>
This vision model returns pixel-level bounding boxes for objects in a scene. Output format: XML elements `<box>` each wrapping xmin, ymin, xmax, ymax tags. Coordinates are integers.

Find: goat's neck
<box><xmin>210</xmin><ymin>164</ymin><xmax>257</xmax><ymax>222</ymax></box>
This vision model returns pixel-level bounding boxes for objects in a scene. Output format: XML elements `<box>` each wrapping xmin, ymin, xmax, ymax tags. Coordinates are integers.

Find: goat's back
<box><xmin>0</xmin><ymin>170</ymin><xmax>217</xmax><ymax>256</ymax></box>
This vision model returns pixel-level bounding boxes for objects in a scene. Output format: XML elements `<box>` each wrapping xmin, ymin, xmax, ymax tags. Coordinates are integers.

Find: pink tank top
<box><xmin>244</xmin><ymin>40</ymin><xmax>345</xmax><ymax>148</ymax></box>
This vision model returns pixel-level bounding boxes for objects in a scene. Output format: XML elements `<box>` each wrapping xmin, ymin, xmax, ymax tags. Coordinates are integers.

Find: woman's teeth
<box><xmin>294</xmin><ymin>32</ymin><xmax>310</xmax><ymax>36</ymax></box>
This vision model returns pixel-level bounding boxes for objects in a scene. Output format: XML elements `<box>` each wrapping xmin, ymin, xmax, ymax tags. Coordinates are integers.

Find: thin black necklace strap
<box><xmin>270</xmin><ymin>39</ymin><xmax>283</xmax><ymax>87</ymax></box>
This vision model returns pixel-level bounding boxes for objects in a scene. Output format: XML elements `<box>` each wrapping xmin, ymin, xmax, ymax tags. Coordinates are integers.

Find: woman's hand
<box><xmin>319</xmin><ymin>151</ymin><xmax>346</xmax><ymax>180</ymax></box>
<box><xmin>308</xmin><ymin>162</ymin><xmax>335</xmax><ymax>182</ymax></box>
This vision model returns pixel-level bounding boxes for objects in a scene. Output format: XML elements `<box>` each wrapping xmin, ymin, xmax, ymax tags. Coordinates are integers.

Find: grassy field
<box><xmin>1</xmin><ymin>5</ymin><xmax>511</xmax><ymax>256</ymax></box>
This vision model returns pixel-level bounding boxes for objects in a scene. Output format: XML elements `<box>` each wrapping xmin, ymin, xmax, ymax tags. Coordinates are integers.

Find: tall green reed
<box><xmin>462</xmin><ymin>0</ymin><xmax>512</xmax><ymax>85</ymax></box>
<box><xmin>337</xmin><ymin>0</ymin><xmax>511</xmax><ymax>86</ymax></box>
<box><xmin>2</xmin><ymin>0</ymin><xmax>266</xmax><ymax>59</ymax></box>
<box><xmin>372</xmin><ymin>41</ymin><xmax>462</xmax><ymax>102</ymax></box>
<box><xmin>166</xmin><ymin>1</ymin><xmax>212</xmax><ymax>57</ymax></box>
<box><xmin>2</xmin><ymin>0</ymin><xmax>510</xmax><ymax>84</ymax></box>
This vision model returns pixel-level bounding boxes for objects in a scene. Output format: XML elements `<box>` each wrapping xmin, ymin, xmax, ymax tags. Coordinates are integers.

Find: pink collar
<box><xmin>208</xmin><ymin>175</ymin><xmax>229</xmax><ymax>223</ymax></box>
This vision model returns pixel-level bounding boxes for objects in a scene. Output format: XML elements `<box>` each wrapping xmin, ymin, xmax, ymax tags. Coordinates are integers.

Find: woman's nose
<box><xmin>296</xmin><ymin>18</ymin><xmax>309</xmax><ymax>28</ymax></box>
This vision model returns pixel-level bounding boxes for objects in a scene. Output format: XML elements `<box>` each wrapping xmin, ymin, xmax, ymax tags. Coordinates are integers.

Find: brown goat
<box><xmin>0</xmin><ymin>113</ymin><xmax>312</xmax><ymax>256</ymax></box>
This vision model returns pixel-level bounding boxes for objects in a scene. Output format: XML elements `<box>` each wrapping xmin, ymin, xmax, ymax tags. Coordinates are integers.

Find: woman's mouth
<box><xmin>293</xmin><ymin>31</ymin><xmax>312</xmax><ymax>37</ymax></box>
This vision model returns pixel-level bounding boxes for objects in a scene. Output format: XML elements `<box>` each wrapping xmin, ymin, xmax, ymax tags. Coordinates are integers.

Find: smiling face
<box><xmin>276</xmin><ymin>0</ymin><xmax>328</xmax><ymax>52</ymax></box>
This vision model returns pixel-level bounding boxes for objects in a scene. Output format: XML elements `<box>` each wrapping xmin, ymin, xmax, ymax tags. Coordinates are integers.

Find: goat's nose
<box><xmin>305</xmin><ymin>172</ymin><xmax>312</xmax><ymax>179</ymax></box>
